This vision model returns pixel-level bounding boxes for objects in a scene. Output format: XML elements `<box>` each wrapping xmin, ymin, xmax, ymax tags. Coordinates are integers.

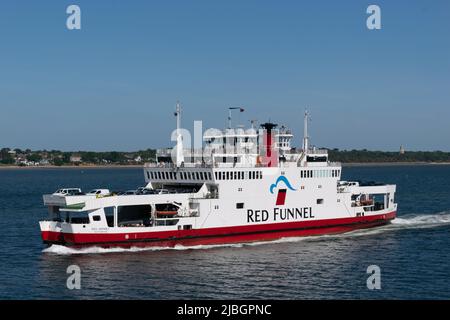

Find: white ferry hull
<box><xmin>41</xmin><ymin>211</ymin><xmax>396</xmax><ymax>248</ymax></box>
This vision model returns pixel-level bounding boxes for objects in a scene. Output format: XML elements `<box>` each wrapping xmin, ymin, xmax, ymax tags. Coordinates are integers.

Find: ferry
<box><xmin>40</xmin><ymin>105</ymin><xmax>397</xmax><ymax>248</ymax></box>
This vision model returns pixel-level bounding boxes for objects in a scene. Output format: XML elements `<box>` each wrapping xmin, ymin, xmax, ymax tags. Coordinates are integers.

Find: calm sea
<box><xmin>0</xmin><ymin>165</ymin><xmax>449</xmax><ymax>299</ymax></box>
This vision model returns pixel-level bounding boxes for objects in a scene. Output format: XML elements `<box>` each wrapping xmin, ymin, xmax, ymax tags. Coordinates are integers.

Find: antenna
<box><xmin>174</xmin><ymin>101</ymin><xmax>184</xmax><ymax>167</ymax></box>
<box><xmin>228</xmin><ymin>107</ymin><xmax>245</xmax><ymax>129</ymax></box>
<box><xmin>302</xmin><ymin>109</ymin><xmax>310</xmax><ymax>152</ymax></box>
<box><xmin>175</xmin><ymin>101</ymin><xmax>181</xmax><ymax>132</ymax></box>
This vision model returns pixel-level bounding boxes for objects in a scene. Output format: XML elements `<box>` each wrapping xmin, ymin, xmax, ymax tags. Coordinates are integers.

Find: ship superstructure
<box><xmin>40</xmin><ymin>107</ymin><xmax>397</xmax><ymax>248</ymax></box>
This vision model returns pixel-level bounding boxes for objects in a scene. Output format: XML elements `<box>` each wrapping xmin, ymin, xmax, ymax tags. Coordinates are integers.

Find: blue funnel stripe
<box><xmin>269</xmin><ymin>176</ymin><xmax>297</xmax><ymax>194</ymax></box>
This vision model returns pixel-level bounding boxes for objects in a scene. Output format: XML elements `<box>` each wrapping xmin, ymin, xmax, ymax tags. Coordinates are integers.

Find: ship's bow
<box><xmin>39</xmin><ymin>220</ymin><xmax>64</xmax><ymax>245</ymax></box>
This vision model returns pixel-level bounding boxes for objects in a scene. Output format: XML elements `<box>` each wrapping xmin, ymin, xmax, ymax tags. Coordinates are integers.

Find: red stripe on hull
<box><xmin>42</xmin><ymin>211</ymin><xmax>396</xmax><ymax>248</ymax></box>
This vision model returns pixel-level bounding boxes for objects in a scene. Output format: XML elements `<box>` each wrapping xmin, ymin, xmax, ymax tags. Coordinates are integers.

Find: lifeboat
<box><xmin>156</xmin><ymin>210</ymin><xmax>178</xmax><ymax>216</ymax></box>
<box><xmin>360</xmin><ymin>199</ymin><xmax>374</xmax><ymax>206</ymax></box>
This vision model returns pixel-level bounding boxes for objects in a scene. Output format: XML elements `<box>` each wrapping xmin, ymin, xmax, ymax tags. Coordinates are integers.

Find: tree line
<box><xmin>327</xmin><ymin>149</ymin><xmax>450</xmax><ymax>163</ymax></box>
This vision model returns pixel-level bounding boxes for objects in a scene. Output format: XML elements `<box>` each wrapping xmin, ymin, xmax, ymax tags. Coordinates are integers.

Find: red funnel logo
<box><xmin>270</xmin><ymin>176</ymin><xmax>297</xmax><ymax>206</ymax></box>
<box><xmin>276</xmin><ymin>189</ymin><xmax>287</xmax><ymax>205</ymax></box>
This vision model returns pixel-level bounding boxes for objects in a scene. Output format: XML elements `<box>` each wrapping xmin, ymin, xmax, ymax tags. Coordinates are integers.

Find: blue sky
<box><xmin>0</xmin><ymin>0</ymin><xmax>449</xmax><ymax>151</ymax></box>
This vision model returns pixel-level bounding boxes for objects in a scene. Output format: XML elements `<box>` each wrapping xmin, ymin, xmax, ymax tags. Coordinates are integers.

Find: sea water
<box><xmin>0</xmin><ymin>165</ymin><xmax>449</xmax><ymax>299</ymax></box>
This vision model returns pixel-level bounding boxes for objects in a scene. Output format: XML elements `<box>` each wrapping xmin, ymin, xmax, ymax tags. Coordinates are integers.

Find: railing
<box><xmin>307</xmin><ymin>149</ymin><xmax>328</xmax><ymax>155</ymax></box>
<box><xmin>145</xmin><ymin>162</ymin><xmax>212</xmax><ymax>168</ymax></box>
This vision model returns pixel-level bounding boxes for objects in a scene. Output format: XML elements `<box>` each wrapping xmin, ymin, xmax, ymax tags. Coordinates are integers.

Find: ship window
<box><xmin>92</xmin><ymin>215</ymin><xmax>101</xmax><ymax>221</ymax></box>
<box><xmin>317</xmin><ymin>199</ymin><xmax>324</xmax><ymax>204</ymax></box>
<box><xmin>300</xmin><ymin>171</ymin><xmax>303</xmax><ymax>178</ymax></box>
<box><xmin>236</xmin><ymin>203</ymin><xmax>244</xmax><ymax>209</ymax></box>
<box><xmin>104</xmin><ymin>206</ymin><xmax>115</xmax><ymax>227</ymax></box>
<box><xmin>215</xmin><ymin>172</ymin><xmax>218</xmax><ymax>180</ymax></box>
<box><xmin>188</xmin><ymin>172</ymin><xmax>192</xmax><ymax>180</ymax></box>
<box><xmin>67</xmin><ymin>212</ymin><xmax>90</xmax><ymax>224</ymax></box>
<box><xmin>234</xmin><ymin>171</ymin><xmax>237</xmax><ymax>180</ymax></box>
<box><xmin>147</xmin><ymin>172</ymin><xmax>150</xmax><ymax>179</ymax></box>
<box><xmin>208</xmin><ymin>172</ymin><xmax>212</xmax><ymax>180</ymax></box>
<box><xmin>118</xmin><ymin>205</ymin><xmax>152</xmax><ymax>227</ymax></box>
<box><xmin>183</xmin><ymin>225</ymin><xmax>192</xmax><ymax>230</ymax></box>
<box><xmin>226</xmin><ymin>172</ymin><xmax>230</xmax><ymax>180</ymax></box>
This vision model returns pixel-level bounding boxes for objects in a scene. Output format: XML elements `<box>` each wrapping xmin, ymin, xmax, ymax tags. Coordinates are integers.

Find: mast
<box><xmin>175</xmin><ymin>101</ymin><xmax>184</xmax><ymax>167</ymax></box>
<box><xmin>302</xmin><ymin>109</ymin><xmax>309</xmax><ymax>153</ymax></box>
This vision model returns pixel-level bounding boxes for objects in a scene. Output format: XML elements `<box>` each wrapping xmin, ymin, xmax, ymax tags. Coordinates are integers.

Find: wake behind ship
<box><xmin>40</xmin><ymin>107</ymin><xmax>397</xmax><ymax>248</ymax></box>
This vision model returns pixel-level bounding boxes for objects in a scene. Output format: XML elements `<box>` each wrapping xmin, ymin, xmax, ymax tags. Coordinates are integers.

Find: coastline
<box><xmin>341</xmin><ymin>162</ymin><xmax>450</xmax><ymax>167</ymax></box>
<box><xmin>1</xmin><ymin>162</ymin><xmax>450</xmax><ymax>170</ymax></box>
<box><xmin>0</xmin><ymin>164</ymin><xmax>144</xmax><ymax>170</ymax></box>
